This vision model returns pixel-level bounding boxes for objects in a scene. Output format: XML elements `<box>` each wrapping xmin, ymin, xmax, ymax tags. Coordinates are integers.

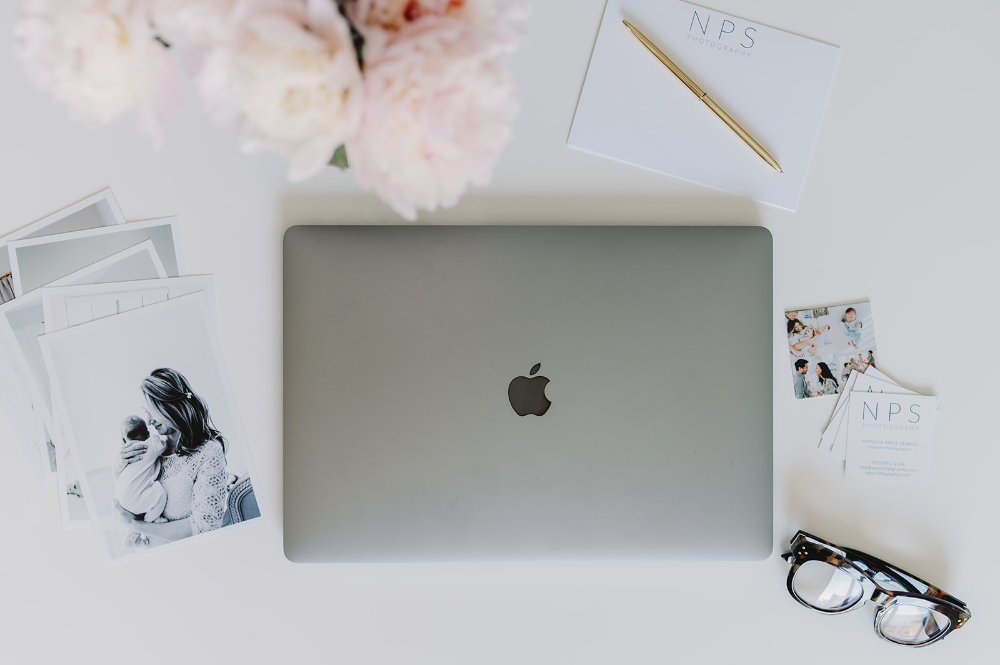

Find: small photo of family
<box><xmin>785</xmin><ymin>301</ymin><xmax>878</xmax><ymax>399</ymax></box>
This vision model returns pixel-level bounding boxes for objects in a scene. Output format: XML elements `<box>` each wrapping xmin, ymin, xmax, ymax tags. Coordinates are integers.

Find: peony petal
<box><xmin>286</xmin><ymin>138</ymin><xmax>340</xmax><ymax>182</ymax></box>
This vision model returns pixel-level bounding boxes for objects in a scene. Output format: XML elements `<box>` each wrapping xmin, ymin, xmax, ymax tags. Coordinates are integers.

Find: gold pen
<box><xmin>622</xmin><ymin>19</ymin><xmax>782</xmax><ymax>173</ymax></box>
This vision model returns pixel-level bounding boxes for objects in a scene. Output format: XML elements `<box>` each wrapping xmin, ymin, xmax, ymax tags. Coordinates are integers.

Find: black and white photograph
<box><xmin>785</xmin><ymin>302</ymin><xmax>878</xmax><ymax>399</ymax></box>
<box><xmin>0</xmin><ymin>188</ymin><xmax>125</xmax><ymax>305</ymax></box>
<box><xmin>7</xmin><ymin>216</ymin><xmax>184</xmax><ymax>297</ymax></box>
<box><xmin>43</xmin><ymin>274</ymin><xmax>217</xmax><ymax>529</ymax></box>
<box><xmin>40</xmin><ymin>292</ymin><xmax>265</xmax><ymax>564</ymax></box>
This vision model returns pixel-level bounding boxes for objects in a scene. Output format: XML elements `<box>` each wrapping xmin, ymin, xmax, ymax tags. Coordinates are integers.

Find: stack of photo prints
<box><xmin>0</xmin><ymin>190</ymin><xmax>266</xmax><ymax>565</ymax></box>
<box><xmin>785</xmin><ymin>302</ymin><xmax>938</xmax><ymax>483</ymax></box>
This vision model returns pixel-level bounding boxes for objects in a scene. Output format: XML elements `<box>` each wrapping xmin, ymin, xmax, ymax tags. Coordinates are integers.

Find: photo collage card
<box><xmin>785</xmin><ymin>301</ymin><xmax>878</xmax><ymax>400</ymax></box>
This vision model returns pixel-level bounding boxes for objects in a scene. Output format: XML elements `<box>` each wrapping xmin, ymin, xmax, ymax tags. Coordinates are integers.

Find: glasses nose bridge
<box><xmin>869</xmin><ymin>587</ymin><xmax>892</xmax><ymax>606</ymax></box>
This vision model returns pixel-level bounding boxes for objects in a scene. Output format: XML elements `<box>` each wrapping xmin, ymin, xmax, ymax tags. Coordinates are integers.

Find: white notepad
<box><xmin>568</xmin><ymin>0</ymin><xmax>839</xmax><ymax>210</ymax></box>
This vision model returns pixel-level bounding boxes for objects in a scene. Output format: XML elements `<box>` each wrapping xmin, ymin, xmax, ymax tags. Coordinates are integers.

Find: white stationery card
<box><xmin>568</xmin><ymin>0</ymin><xmax>839</xmax><ymax>209</ymax></box>
<box><xmin>844</xmin><ymin>393</ymin><xmax>939</xmax><ymax>483</ymax></box>
<box><xmin>829</xmin><ymin>373</ymin><xmax>918</xmax><ymax>460</ymax></box>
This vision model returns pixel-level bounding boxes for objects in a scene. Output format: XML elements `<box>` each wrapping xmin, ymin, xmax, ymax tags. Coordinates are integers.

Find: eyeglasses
<box><xmin>782</xmin><ymin>530</ymin><xmax>971</xmax><ymax>647</ymax></box>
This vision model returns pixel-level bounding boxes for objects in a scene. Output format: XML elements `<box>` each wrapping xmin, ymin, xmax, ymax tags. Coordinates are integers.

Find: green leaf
<box><xmin>329</xmin><ymin>145</ymin><xmax>349</xmax><ymax>170</ymax></box>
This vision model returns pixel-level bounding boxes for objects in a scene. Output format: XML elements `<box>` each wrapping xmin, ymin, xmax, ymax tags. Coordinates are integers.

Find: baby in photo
<box><xmin>842</xmin><ymin>307</ymin><xmax>863</xmax><ymax>348</ymax></box>
<box><xmin>113</xmin><ymin>415</ymin><xmax>167</xmax><ymax>541</ymax></box>
<box><xmin>787</xmin><ymin>318</ymin><xmax>830</xmax><ymax>357</ymax></box>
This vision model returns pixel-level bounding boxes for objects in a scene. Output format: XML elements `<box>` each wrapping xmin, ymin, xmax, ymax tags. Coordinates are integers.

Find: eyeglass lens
<box><xmin>878</xmin><ymin>603</ymin><xmax>950</xmax><ymax>645</ymax></box>
<box><xmin>791</xmin><ymin>560</ymin><xmax>864</xmax><ymax>611</ymax></box>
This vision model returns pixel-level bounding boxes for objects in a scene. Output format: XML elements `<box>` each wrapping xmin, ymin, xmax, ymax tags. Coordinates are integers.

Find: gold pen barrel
<box><xmin>622</xmin><ymin>19</ymin><xmax>782</xmax><ymax>173</ymax></box>
<box><xmin>702</xmin><ymin>96</ymin><xmax>782</xmax><ymax>172</ymax></box>
<box><xmin>622</xmin><ymin>20</ymin><xmax>704</xmax><ymax>98</ymax></box>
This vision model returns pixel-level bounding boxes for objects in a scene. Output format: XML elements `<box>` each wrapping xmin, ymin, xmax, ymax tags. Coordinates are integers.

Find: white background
<box><xmin>0</xmin><ymin>1</ymin><xmax>997</xmax><ymax>663</ymax></box>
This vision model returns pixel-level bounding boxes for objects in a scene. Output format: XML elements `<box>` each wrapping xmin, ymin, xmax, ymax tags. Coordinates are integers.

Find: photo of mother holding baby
<box><xmin>111</xmin><ymin>368</ymin><xmax>230</xmax><ymax>549</ymax></box>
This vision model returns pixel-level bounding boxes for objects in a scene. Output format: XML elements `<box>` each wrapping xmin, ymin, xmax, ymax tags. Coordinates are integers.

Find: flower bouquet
<box><xmin>15</xmin><ymin>0</ymin><xmax>527</xmax><ymax>220</ymax></box>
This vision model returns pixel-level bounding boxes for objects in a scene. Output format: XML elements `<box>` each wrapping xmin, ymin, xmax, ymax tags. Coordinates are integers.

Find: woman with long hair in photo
<box><xmin>814</xmin><ymin>361</ymin><xmax>840</xmax><ymax>396</ymax></box>
<box><xmin>112</xmin><ymin>368</ymin><xmax>229</xmax><ymax>547</ymax></box>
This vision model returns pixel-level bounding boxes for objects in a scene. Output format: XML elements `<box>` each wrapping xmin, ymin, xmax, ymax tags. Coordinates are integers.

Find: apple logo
<box><xmin>507</xmin><ymin>363</ymin><xmax>551</xmax><ymax>417</ymax></box>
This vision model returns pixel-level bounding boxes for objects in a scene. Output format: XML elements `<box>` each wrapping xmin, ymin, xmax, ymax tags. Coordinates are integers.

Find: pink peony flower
<box><xmin>348</xmin><ymin>0</ymin><xmax>527</xmax><ymax>53</ymax></box>
<box><xmin>197</xmin><ymin>0</ymin><xmax>363</xmax><ymax>181</ymax></box>
<box><xmin>344</xmin><ymin>1</ymin><xmax>527</xmax><ymax>220</ymax></box>
<box><xmin>148</xmin><ymin>0</ymin><xmax>237</xmax><ymax>74</ymax></box>
<box><xmin>14</xmin><ymin>0</ymin><xmax>183</xmax><ymax>148</ymax></box>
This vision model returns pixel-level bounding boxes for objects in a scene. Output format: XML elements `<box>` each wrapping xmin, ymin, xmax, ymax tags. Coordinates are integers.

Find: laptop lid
<box><xmin>283</xmin><ymin>225</ymin><xmax>772</xmax><ymax>562</ymax></box>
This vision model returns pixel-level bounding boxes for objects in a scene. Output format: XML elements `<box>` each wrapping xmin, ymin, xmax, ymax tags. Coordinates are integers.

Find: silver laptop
<box><xmin>283</xmin><ymin>226</ymin><xmax>772</xmax><ymax>562</ymax></box>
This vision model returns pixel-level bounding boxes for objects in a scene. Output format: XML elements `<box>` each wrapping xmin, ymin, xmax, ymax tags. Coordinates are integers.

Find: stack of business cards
<box><xmin>819</xmin><ymin>367</ymin><xmax>939</xmax><ymax>483</ymax></box>
<box><xmin>0</xmin><ymin>190</ymin><xmax>267</xmax><ymax>564</ymax></box>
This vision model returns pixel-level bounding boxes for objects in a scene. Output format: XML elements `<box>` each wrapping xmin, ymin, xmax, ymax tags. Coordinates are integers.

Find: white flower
<box><xmin>198</xmin><ymin>0</ymin><xmax>363</xmax><ymax>181</ymax></box>
<box><xmin>149</xmin><ymin>0</ymin><xmax>235</xmax><ymax>46</ymax></box>
<box><xmin>342</xmin><ymin>1</ymin><xmax>526</xmax><ymax>220</ymax></box>
<box><xmin>148</xmin><ymin>0</ymin><xmax>236</xmax><ymax>73</ymax></box>
<box><xmin>15</xmin><ymin>0</ymin><xmax>182</xmax><ymax>147</ymax></box>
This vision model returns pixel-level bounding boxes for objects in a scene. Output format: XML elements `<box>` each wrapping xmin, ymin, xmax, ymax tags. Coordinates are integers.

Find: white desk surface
<box><xmin>1</xmin><ymin>1</ymin><xmax>997</xmax><ymax>662</ymax></box>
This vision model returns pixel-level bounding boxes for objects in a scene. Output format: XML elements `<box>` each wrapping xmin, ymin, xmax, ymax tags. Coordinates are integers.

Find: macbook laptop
<box><xmin>283</xmin><ymin>225</ymin><xmax>772</xmax><ymax>562</ymax></box>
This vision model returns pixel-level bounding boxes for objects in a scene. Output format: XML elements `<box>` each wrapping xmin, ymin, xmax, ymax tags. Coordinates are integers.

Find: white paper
<box><xmin>844</xmin><ymin>393</ymin><xmax>939</xmax><ymax>483</ymax></box>
<box><xmin>568</xmin><ymin>0</ymin><xmax>840</xmax><ymax>210</ymax></box>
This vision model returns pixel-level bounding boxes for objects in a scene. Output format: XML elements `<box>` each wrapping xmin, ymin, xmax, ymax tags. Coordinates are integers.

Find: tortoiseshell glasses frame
<box><xmin>782</xmin><ymin>530</ymin><xmax>971</xmax><ymax>647</ymax></box>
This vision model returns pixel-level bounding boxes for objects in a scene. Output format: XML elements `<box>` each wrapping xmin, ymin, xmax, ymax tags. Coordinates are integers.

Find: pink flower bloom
<box><xmin>149</xmin><ymin>0</ymin><xmax>237</xmax><ymax>74</ymax></box>
<box><xmin>344</xmin><ymin>1</ymin><xmax>527</xmax><ymax>220</ymax></box>
<box><xmin>14</xmin><ymin>0</ymin><xmax>182</xmax><ymax>148</ymax></box>
<box><xmin>198</xmin><ymin>0</ymin><xmax>363</xmax><ymax>181</ymax></box>
<box><xmin>348</xmin><ymin>0</ymin><xmax>527</xmax><ymax>53</ymax></box>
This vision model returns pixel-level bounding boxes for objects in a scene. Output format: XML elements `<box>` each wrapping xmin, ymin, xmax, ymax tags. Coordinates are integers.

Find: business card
<box><xmin>829</xmin><ymin>372</ymin><xmax>918</xmax><ymax>460</ymax></box>
<box><xmin>844</xmin><ymin>393</ymin><xmax>939</xmax><ymax>483</ymax></box>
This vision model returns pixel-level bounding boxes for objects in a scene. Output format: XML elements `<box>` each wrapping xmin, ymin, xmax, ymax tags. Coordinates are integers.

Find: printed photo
<box><xmin>44</xmin><ymin>275</ymin><xmax>216</xmax><ymax>529</ymax></box>
<box><xmin>785</xmin><ymin>302</ymin><xmax>878</xmax><ymax>399</ymax></box>
<box><xmin>40</xmin><ymin>293</ymin><xmax>265</xmax><ymax>564</ymax></box>
<box><xmin>0</xmin><ymin>188</ymin><xmax>125</xmax><ymax>305</ymax></box>
<box><xmin>7</xmin><ymin>216</ymin><xmax>183</xmax><ymax>297</ymax></box>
